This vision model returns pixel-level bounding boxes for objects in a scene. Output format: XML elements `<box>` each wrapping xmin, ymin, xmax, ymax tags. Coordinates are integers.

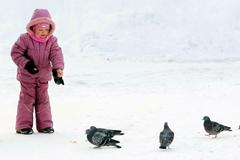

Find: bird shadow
<box><xmin>91</xmin><ymin>146</ymin><xmax>121</xmax><ymax>150</ymax></box>
<box><xmin>194</xmin><ymin>134</ymin><xmax>238</xmax><ymax>141</ymax></box>
<box><xmin>158</xmin><ymin>147</ymin><xmax>175</xmax><ymax>152</ymax></box>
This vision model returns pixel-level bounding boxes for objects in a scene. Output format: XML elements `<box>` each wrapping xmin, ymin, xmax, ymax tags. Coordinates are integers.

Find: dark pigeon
<box><xmin>202</xmin><ymin>116</ymin><xmax>232</xmax><ymax>138</ymax></box>
<box><xmin>85</xmin><ymin>126</ymin><xmax>124</xmax><ymax>148</ymax></box>
<box><xmin>159</xmin><ymin>122</ymin><xmax>174</xmax><ymax>149</ymax></box>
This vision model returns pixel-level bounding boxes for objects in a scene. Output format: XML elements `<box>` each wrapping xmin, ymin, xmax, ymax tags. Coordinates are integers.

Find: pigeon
<box><xmin>202</xmin><ymin>116</ymin><xmax>232</xmax><ymax>138</ymax></box>
<box><xmin>159</xmin><ymin>122</ymin><xmax>174</xmax><ymax>149</ymax></box>
<box><xmin>85</xmin><ymin>126</ymin><xmax>124</xmax><ymax>148</ymax></box>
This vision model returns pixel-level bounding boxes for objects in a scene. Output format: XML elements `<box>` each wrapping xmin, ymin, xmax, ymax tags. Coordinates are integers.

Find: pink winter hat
<box><xmin>26</xmin><ymin>9</ymin><xmax>55</xmax><ymax>37</ymax></box>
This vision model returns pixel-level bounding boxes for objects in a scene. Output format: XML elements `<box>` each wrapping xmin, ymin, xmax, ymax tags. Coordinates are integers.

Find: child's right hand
<box><xmin>25</xmin><ymin>60</ymin><xmax>39</xmax><ymax>74</ymax></box>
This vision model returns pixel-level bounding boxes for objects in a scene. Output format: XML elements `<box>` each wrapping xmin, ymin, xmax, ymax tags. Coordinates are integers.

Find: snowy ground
<box><xmin>1</xmin><ymin>57</ymin><xmax>240</xmax><ymax>159</ymax></box>
<box><xmin>1</xmin><ymin>0</ymin><xmax>240</xmax><ymax>159</ymax></box>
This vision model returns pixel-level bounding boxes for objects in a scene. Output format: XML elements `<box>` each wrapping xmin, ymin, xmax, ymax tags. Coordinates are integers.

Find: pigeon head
<box><xmin>90</xmin><ymin>126</ymin><xmax>97</xmax><ymax>130</ymax></box>
<box><xmin>164</xmin><ymin>122</ymin><xmax>170</xmax><ymax>129</ymax></box>
<box><xmin>85</xmin><ymin>129</ymin><xmax>91</xmax><ymax>134</ymax></box>
<box><xmin>202</xmin><ymin>116</ymin><xmax>210</xmax><ymax>121</ymax></box>
<box><xmin>86</xmin><ymin>126</ymin><xmax>97</xmax><ymax>135</ymax></box>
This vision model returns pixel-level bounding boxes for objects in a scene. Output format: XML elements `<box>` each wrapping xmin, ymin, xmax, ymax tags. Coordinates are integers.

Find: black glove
<box><xmin>25</xmin><ymin>60</ymin><xmax>39</xmax><ymax>74</ymax></box>
<box><xmin>52</xmin><ymin>69</ymin><xmax>64</xmax><ymax>85</ymax></box>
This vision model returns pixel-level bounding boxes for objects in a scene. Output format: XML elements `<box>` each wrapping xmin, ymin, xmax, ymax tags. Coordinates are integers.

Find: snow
<box><xmin>1</xmin><ymin>0</ymin><xmax>240</xmax><ymax>159</ymax></box>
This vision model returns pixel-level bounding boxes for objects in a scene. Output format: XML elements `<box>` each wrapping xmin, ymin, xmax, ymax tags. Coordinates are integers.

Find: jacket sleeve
<box><xmin>49</xmin><ymin>37</ymin><xmax>64</xmax><ymax>69</ymax></box>
<box><xmin>11</xmin><ymin>34</ymin><xmax>29</xmax><ymax>69</ymax></box>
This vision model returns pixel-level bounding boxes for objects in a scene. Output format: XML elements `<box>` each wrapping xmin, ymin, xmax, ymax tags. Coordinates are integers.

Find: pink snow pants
<box><xmin>16</xmin><ymin>81</ymin><xmax>53</xmax><ymax>131</ymax></box>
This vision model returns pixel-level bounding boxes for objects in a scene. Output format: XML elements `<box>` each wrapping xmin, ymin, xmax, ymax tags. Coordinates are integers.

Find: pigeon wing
<box><xmin>212</xmin><ymin>121</ymin><xmax>221</xmax><ymax>131</ymax></box>
<box><xmin>160</xmin><ymin>131</ymin><xmax>168</xmax><ymax>146</ymax></box>
<box><xmin>160</xmin><ymin>130</ymin><xmax>174</xmax><ymax>146</ymax></box>
<box><xmin>91</xmin><ymin>132</ymin><xmax>108</xmax><ymax>146</ymax></box>
<box><xmin>97</xmin><ymin>128</ymin><xmax>123</xmax><ymax>136</ymax></box>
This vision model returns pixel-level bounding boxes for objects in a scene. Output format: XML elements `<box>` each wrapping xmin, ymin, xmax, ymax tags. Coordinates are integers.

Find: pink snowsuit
<box><xmin>11</xmin><ymin>9</ymin><xmax>64</xmax><ymax>131</ymax></box>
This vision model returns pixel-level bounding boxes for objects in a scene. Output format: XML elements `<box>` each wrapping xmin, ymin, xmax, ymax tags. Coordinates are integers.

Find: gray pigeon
<box><xmin>85</xmin><ymin>126</ymin><xmax>124</xmax><ymax>148</ymax></box>
<box><xmin>202</xmin><ymin>116</ymin><xmax>232</xmax><ymax>138</ymax></box>
<box><xmin>159</xmin><ymin>122</ymin><xmax>174</xmax><ymax>149</ymax></box>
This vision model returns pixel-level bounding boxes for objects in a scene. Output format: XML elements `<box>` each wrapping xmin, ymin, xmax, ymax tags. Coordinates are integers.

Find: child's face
<box><xmin>34</xmin><ymin>28</ymin><xmax>50</xmax><ymax>39</ymax></box>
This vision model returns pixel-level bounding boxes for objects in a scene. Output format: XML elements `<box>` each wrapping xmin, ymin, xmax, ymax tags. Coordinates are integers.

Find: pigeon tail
<box><xmin>109</xmin><ymin>139</ymin><xmax>120</xmax><ymax>144</ymax></box>
<box><xmin>224</xmin><ymin>126</ymin><xmax>232</xmax><ymax>131</ymax></box>
<box><xmin>113</xmin><ymin>130</ymin><xmax>124</xmax><ymax>136</ymax></box>
<box><xmin>107</xmin><ymin>139</ymin><xmax>121</xmax><ymax>148</ymax></box>
<box><xmin>220</xmin><ymin>124</ymin><xmax>232</xmax><ymax>131</ymax></box>
<box><xmin>114</xmin><ymin>144</ymin><xmax>122</xmax><ymax>148</ymax></box>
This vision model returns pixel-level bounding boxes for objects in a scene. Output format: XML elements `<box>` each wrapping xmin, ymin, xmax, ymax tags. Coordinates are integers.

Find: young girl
<box><xmin>11</xmin><ymin>9</ymin><xmax>64</xmax><ymax>134</ymax></box>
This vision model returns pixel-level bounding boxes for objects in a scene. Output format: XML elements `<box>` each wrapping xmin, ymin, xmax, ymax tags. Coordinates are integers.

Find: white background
<box><xmin>1</xmin><ymin>0</ymin><xmax>240</xmax><ymax>159</ymax></box>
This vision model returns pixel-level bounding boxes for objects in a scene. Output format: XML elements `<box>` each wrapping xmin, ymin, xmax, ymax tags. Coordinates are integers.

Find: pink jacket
<box><xmin>11</xmin><ymin>9</ymin><xmax>64</xmax><ymax>83</ymax></box>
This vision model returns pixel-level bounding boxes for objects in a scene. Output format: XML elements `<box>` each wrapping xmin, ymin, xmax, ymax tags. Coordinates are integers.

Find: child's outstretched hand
<box><xmin>56</xmin><ymin>69</ymin><xmax>63</xmax><ymax>77</ymax></box>
<box><xmin>52</xmin><ymin>69</ymin><xmax>64</xmax><ymax>85</ymax></box>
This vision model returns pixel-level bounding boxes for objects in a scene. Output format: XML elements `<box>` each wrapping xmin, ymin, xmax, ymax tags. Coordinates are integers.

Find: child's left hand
<box><xmin>52</xmin><ymin>69</ymin><xmax>64</xmax><ymax>85</ymax></box>
<box><xmin>56</xmin><ymin>69</ymin><xmax>63</xmax><ymax>77</ymax></box>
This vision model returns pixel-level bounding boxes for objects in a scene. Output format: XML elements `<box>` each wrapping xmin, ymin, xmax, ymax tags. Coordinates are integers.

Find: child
<box><xmin>11</xmin><ymin>9</ymin><xmax>64</xmax><ymax>134</ymax></box>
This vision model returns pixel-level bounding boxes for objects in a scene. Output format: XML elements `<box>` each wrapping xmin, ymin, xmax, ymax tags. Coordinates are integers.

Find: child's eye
<box><xmin>39</xmin><ymin>29</ymin><xmax>49</xmax><ymax>32</ymax></box>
